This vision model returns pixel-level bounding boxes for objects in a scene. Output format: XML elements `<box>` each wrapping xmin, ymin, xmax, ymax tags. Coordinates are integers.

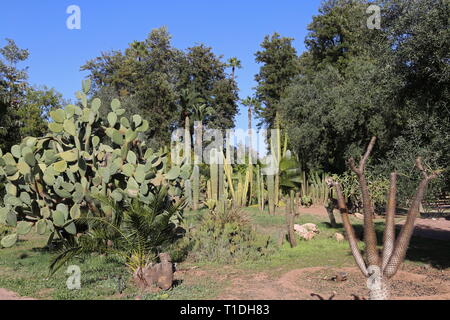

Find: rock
<box><xmin>294</xmin><ymin>224</ymin><xmax>307</xmax><ymax>235</ymax></box>
<box><xmin>303</xmin><ymin>231</ymin><xmax>316</xmax><ymax>241</ymax></box>
<box><xmin>334</xmin><ymin>233</ymin><xmax>345</xmax><ymax>242</ymax></box>
<box><xmin>332</xmin><ymin>272</ymin><xmax>348</xmax><ymax>282</ymax></box>
<box><xmin>154</xmin><ymin>253</ymin><xmax>174</xmax><ymax>291</ymax></box>
<box><xmin>302</xmin><ymin>223</ymin><xmax>320</xmax><ymax>233</ymax></box>
<box><xmin>294</xmin><ymin>224</ymin><xmax>319</xmax><ymax>240</ymax></box>
<box><xmin>354</xmin><ymin>212</ymin><xmax>364</xmax><ymax>220</ymax></box>
<box><xmin>132</xmin><ymin>253</ymin><xmax>174</xmax><ymax>291</ymax></box>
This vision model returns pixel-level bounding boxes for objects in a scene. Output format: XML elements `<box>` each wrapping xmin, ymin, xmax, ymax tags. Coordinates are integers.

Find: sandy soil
<box><xmin>397</xmin><ymin>218</ymin><xmax>450</xmax><ymax>241</ymax></box>
<box><xmin>216</xmin><ymin>265</ymin><xmax>450</xmax><ymax>300</ymax></box>
<box><xmin>0</xmin><ymin>288</ymin><xmax>36</xmax><ymax>300</ymax></box>
<box><xmin>1</xmin><ymin>205</ymin><xmax>448</xmax><ymax>300</ymax></box>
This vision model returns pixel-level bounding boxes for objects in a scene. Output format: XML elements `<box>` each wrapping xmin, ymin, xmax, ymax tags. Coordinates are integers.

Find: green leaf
<box><xmin>111</xmin><ymin>99</ymin><xmax>121</xmax><ymax>111</ymax></box>
<box><xmin>17</xmin><ymin>221</ymin><xmax>33</xmax><ymax>235</ymax></box>
<box><xmin>70</xmin><ymin>204</ymin><xmax>81</xmax><ymax>219</ymax></box>
<box><xmin>50</xmin><ymin>109</ymin><xmax>66</xmax><ymax>123</ymax></box>
<box><xmin>6</xmin><ymin>184</ymin><xmax>17</xmax><ymax>196</ymax></box>
<box><xmin>36</xmin><ymin>219</ymin><xmax>47</xmax><ymax>235</ymax></box>
<box><xmin>48</xmin><ymin>122</ymin><xmax>63</xmax><ymax>133</ymax></box>
<box><xmin>132</xmin><ymin>115</ymin><xmax>142</xmax><ymax>127</ymax></box>
<box><xmin>59</xmin><ymin>150</ymin><xmax>78</xmax><ymax>162</ymax></box>
<box><xmin>53</xmin><ymin>160</ymin><xmax>67</xmax><ymax>173</ymax></box>
<box><xmin>166</xmin><ymin>166</ymin><xmax>181</xmax><ymax>180</ymax></box>
<box><xmin>91</xmin><ymin>98</ymin><xmax>101</xmax><ymax>111</ymax></box>
<box><xmin>11</xmin><ymin>145</ymin><xmax>21</xmax><ymax>159</ymax></box>
<box><xmin>108</xmin><ymin>112</ymin><xmax>118</xmax><ymax>127</ymax></box>
<box><xmin>82</xmin><ymin>79</ymin><xmax>92</xmax><ymax>94</ymax></box>
<box><xmin>127</xmin><ymin>151</ymin><xmax>137</xmax><ymax>164</ymax></box>
<box><xmin>63</xmin><ymin>119</ymin><xmax>77</xmax><ymax>136</ymax></box>
<box><xmin>64</xmin><ymin>222</ymin><xmax>77</xmax><ymax>235</ymax></box>
<box><xmin>24</xmin><ymin>152</ymin><xmax>36</xmax><ymax>166</ymax></box>
<box><xmin>1</xmin><ymin>234</ymin><xmax>17</xmax><ymax>248</ymax></box>
<box><xmin>52</xmin><ymin>210</ymin><xmax>66</xmax><ymax>227</ymax></box>
<box><xmin>6</xmin><ymin>211</ymin><xmax>17</xmax><ymax>227</ymax></box>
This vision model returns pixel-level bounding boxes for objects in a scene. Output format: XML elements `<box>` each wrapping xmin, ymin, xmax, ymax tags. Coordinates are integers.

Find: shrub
<box><xmin>49</xmin><ymin>186</ymin><xmax>186</xmax><ymax>275</ymax></box>
<box><xmin>185</xmin><ymin>203</ymin><xmax>274</xmax><ymax>264</ymax></box>
<box><xmin>331</xmin><ymin>170</ymin><xmax>390</xmax><ymax>213</ymax></box>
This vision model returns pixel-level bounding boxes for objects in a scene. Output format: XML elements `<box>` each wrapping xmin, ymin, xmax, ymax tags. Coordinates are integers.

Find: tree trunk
<box><xmin>368</xmin><ymin>279</ymin><xmax>390</xmax><ymax>300</ymax></box>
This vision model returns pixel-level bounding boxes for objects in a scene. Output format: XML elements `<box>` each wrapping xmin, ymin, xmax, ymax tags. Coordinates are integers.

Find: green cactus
<box><xmin>0</xmin><ymin>81</ymin><xmax>175</xmax><ymax>248</ymax></box>
<box><xmin>192</xmin><ymin>165</ymin><xmax>200</xmax><ymax>210</ymax></box>
<box><xmin>267</xmin><ymin>174</ymin><xmax>275</xmax><ymax>215</ymax></box>
<box><xmin>209</xmin><ymin>149</ymin><xmax>218</xmax><ymax>202</ymax></box>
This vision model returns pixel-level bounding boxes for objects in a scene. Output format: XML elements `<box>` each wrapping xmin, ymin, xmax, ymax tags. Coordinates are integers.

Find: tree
<box><xmin>18</xmin><ymin>86</ymin><xmax>65</xmax><ymax>138</ymax></box>
<box><xmin>0</xmin><ymin>39</ymin><xmax>63</xmax><ymax>151</ymax></box>
<box><xmin>279</xmin><ymin>0</ymin><xmax>449</xmax><ymax>199</ymax></box>
<box><xmin>179</xmin><ymin>44</ymin><xmax>239</xmax><ymax>130</ymax></box>
<box><xmin>227</xmin><ymin>57</ymin><xmax>242</xmax><ymax>81</ymax></box>
<box><xmin>82</xmin><ymin>27</ymin><xmax>239</xmax><ymax>148</ymax></box>
<box><xmin>254</xmin><ymin>33</ymin><xmax>300</xmax><ymax>129</ymax></box>
<box><xmin>329</xmin><ymin>137</ymin><xmax>439</xmax><ymax>300</ymax></box>
<box><xmin>0</xmin><ymin>38</ymin><xmax>29</xmax><ymax>151</ymax></box>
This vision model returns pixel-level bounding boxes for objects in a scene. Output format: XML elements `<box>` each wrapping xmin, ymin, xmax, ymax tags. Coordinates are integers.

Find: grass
<box><xmin>0</xmin><ymin>206</ymin><xmax>448</xmax><ymax>299</ymax></box>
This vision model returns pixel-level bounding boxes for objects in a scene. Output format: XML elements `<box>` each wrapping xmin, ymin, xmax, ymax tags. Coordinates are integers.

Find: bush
<box><xmin>185</xmin><ymin>204</ymin><xmax>275</xmax><ymax>264</ymax></box>
<box><xmin>331</xmin><ymin>170</ymin><xmax>390</xmax><ymax>213</ymax></box>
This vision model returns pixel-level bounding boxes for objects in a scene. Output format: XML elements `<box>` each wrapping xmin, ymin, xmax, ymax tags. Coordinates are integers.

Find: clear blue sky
<box><xmin>1</xmin><ymin>0</ymin><xmax>321</xmax><ymax>130</ymax></box>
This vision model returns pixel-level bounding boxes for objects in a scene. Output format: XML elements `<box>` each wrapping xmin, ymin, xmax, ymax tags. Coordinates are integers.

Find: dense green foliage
<box><xmin>0</xmin><ymin>39</ymin><xmax>64</xmax><ymax>151</ymax></box>
<box><xmin>185</xmin><ymin>205</ymin><xmax>274</xmax><ymax>264</ymax></box>
<box><xmin>276</xmin><ymin>0</ymin><xmax>449</xmax><ymax>198</ymax></box>
<box><xmin>81</xmin><ymin>27</ymin><xmax>239</xmax><ymax>149</ymax></box>
<box><xmin>0</xmin><ymin>81</ymin><xmax>188</xmax><ymax>250</ymax></box>
<box><xmin>49</xmin><ymin>186</ymin><xmax>185</xmax><ymax>275</ymax></box>
<box><xmin>254</xmin><ymin>33</ymin><xmax>300</xmax><ymax>129</ymax></box>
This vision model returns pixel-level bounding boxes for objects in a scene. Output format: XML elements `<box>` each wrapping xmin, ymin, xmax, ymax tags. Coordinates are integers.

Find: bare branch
<box><xmin>384</xmin><ymin>159</ymin><xmax>439</xmax><ymax>278</ymax></box>
<box><xmin>348</xmin><ymin>137</ymin><xmax>379</xmax><ymax>266</ymax></box>
<box><xmin>360</xmin><ymin>136</ymin><xmax>377</xmax><ymax>169</ymax></box>
<box><xmin>382</xmin><ymin>172</ymin><xmax>397</xmax><ymax>272</ymax></box>
<box><xmin>328</xmin><ymin>179</ymin><xmax>368</xmax><ymax>277</ymax></box>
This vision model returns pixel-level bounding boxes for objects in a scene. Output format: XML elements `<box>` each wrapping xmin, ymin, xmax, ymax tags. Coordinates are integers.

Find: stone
<box><xmin>334</xmin><ymin>233</ymin><xmax>345</xmax><ymax>242</ymax></box>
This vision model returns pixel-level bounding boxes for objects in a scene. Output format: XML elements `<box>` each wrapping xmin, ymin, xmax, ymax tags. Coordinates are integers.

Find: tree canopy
<box><xmin>81</xmin><ymin>27</ymin><xmax>239</xmax><ymax>149</ymax></box>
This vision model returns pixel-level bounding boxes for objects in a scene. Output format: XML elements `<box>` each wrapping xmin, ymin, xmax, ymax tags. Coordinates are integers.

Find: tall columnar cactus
<box><xmin>191</xmin><ymin>165</ymin><xmax>200</xmax><ymax>210</ymax></box>
<box><xmin>286</xmin><ymin>190</ymin><xmax>297</xmax><ymax>248</ymax></box>
<box><xmin>256</xmin><ymin>165</ymin><xmax>263</xmax><ymax>213</ymax></box>
<box><xmin>267</xmin><ymin>174</ymin><xmax>275</xmax><ymax>215</ymax></box>
<box><xmin>184</xmin><ymin>179</ymin><xmax>192</xmax><ymax>209</ymax></box>
<box><xmin>328</xmin><ymin>137</ymin><xmax>439</xmax><ymax>300</ymax></box>
<box><xmin>209</xmin><ymin>149</ymin><xmax>219</xmax><ymax>202</ymax></box>
<box><xmin>0</xmin><ymin>81</ymin><xmax>181</xmax><ymax>248</ymax></box>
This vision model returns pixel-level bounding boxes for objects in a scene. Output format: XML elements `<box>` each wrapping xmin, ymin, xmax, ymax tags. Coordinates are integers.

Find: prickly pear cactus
<box><xmin>0</xmin><ymin>80</ymin><xmax>181</xmax><ymax>248</ymax></box>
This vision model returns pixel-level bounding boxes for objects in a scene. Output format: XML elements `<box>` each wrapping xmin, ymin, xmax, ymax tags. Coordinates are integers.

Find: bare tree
<box><xmin>327</xmin><ymin>137</ymin><xmax>439</xmax><ymax>300</ymax></box>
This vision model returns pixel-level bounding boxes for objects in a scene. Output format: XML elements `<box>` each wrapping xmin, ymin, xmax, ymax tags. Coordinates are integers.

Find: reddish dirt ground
<box><xmin>0</xmin><ymin>288</ymin><xmax>35</xmax><ymax>300</ymax></box>
<box><xmin>217</xmin><ymin>265</ymin><xmax>450</xmax><ymax>300</ymax></box>
<box><xmin>397</xmin><ymin>218</ymin><xmax>450</xmax><ymax>241</ymax></box>
<box><xmin>1</xmin><ymin>206</ymin><xmax>448</xmax><ymax>300</ymax></box>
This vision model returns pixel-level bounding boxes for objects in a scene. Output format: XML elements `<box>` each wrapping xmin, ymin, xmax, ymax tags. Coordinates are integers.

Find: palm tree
<box><xmin>241</xmin><ymin>97</ymin><xmax>260</xmax><ymax>204</ymax></box>
<box><xmin>48</xmin><ymin>186</ymin><xmax>186</xmax><ymax>278</ymax></box>
<box><xmin>227</xmin><ymin>57</ymin><xmax>242</xmax><ymax>81</ymax></box>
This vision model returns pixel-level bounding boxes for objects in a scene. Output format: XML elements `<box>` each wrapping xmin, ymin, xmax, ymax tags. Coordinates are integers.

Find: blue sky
<box><xmin>1</xmin><ymin>0</ymin><xmax>321</xmax><ymax>130</ymax></box>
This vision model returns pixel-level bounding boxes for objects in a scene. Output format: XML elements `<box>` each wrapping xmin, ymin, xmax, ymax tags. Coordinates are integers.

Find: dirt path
<box><xmin>216</xmin><ymin>265</ymin><xmax>450</xmax><ymax>300</ymax></box>
<box><xmin>397</xmin><ymin>218</ymin><xmax>450</xmax><ymax>241</ymax></box>
<box><xmin>0</xmin><ymin>288</ymin><xmax>36</xmax><ymax>300</ymax></box>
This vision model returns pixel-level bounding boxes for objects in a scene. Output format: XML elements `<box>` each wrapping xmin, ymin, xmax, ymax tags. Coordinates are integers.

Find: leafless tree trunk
<box><xmin>327</xmin><ymin>137</ymin><xmax>439</xmax><ymax>300</ymax></box>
